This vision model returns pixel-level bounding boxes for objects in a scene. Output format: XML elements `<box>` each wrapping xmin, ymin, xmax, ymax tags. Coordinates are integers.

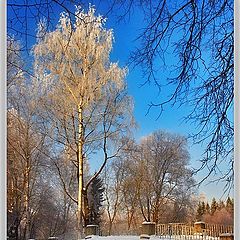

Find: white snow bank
<box><xmin>83</xmin><ymin>236</ymin><xmax>171</xmax><ymax>240</ymax></box>
<box><xmin>142</xmin><ymin>222</ymin><xmax>156</xmax><ymax>224</ymax></box>
<box><xmin>84</xmin><ymin>236</ymin><xmax>139</xmax><ymax>240</ymax></box>
<box><xmin>82</xmin><ymin>236</ymin><xmax>220</xmax><ymax>240</ymax></box>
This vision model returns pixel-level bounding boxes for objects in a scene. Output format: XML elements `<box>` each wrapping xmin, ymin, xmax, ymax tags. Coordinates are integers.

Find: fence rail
<box><xmin>156</xmin><ymin>223</ymin><xmax>233</xmax><ymax>240</ymax></box>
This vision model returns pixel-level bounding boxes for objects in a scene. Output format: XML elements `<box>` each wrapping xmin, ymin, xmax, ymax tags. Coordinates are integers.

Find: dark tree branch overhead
<box><xmin>105</xmin><ymin>0</ymin><xmax>234</xmax><ymax>187</ymax></box>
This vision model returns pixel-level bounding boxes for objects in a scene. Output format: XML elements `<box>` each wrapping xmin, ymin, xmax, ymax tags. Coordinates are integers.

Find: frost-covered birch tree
<box><xmin>34</xmin><ymin>6</ymin><xmax>134</xmax><ymax>237</ymax></box>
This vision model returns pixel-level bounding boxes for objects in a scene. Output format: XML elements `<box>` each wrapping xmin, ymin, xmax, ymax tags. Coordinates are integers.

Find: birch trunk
<box><xmin>24</xmin><ymin>162</ymin><xmax>30</xmax><ymax>240</ymax></box>
<box><xmin>77</xmin><ymin>104</ymin><xmax>84</xmax><ymax>239</ymax></box>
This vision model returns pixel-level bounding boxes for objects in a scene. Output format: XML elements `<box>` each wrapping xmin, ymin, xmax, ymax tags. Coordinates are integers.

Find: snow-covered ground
<box><xmin>84</xmin><ymin>237</ymin><xmax>154</xmax><ymax>240</ymax></box>
<box><xmin>83</xmin><ymin>236</ymin><xmax>219</xmax><ymax>240</ymax></box>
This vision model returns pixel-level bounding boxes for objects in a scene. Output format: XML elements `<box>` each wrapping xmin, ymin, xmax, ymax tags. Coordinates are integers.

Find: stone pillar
<box><xmin>85</xmin><ymin>225</ymin><xmax>99</xmax><ymax>239</ymax></box>
<box><xmin>140</xmin><ymin>222</ymin><xmax>156</xmax><ymax>239</ymax></box>
<box><xmin>194</xmin><ymin>221</ymin><xmax>206</xmax><ymax>234</ymax></box>
<box><xmin>219</xmin><ymin>233</ymin><xmax>234</xmax><ymax>240</ymax></box>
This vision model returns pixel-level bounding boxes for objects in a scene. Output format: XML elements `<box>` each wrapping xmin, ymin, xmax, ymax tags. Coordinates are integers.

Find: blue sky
<box><xmin>94</xmin><ymin>2</ymin><xmax>233</xmax><ymax>200</ymax></box>
<box><xmin>7</xmin><ymin>1</ymin><xmax>233</xmax><ymax>201</ymax></box>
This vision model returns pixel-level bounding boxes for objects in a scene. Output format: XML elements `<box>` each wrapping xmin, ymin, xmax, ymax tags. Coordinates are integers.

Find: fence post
<box><xmin>140</xmin><ymin>222</ymin><xmax>156</xmax><ymax>239</ymax></box>
<box><xmin>194</xmin><ymin>221</ymin><xmax>206</xmax><ymax>233</ymax></box>
<box><xmin>85</xmin><ymin>225</ymin><xmax>99</xmax><ymax>239</ymax></box>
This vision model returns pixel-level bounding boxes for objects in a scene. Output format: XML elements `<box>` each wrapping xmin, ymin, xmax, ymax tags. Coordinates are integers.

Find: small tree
<box><xmin>103</xmin><ymin>160</ymin><xmax>125</xmax><ymax>235</ymax></box>
<box><xmin>196</xmin><ymin>202</ymin><xmax>205</xmax><ymax>221</ymax></box>
<box><xmin>87</xmin><ymin>175</ymin><xmax>105</xmax><ymax>225</ymax></box>
<box><xmin>205</xmin><ymin>203</ymin><xmax>210</xmax><ymax>215</ymax></box>
<box><xmin>210</xmin><ymin>198</ymin><xmax>218</xmax><ymax>215</ymax></box>
<box><xmin>226</xmin><ymin>197</ymin><xmax>234</xmax><ymax>215</ymax></box>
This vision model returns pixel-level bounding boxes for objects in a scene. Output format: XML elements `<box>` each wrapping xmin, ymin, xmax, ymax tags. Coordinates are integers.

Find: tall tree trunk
<box><xmin>24</xmin><ymin>154</ymin><xmax>30</xmax><ymax>240</ymax></box>
<box><xmin>127</xmin><ymin>208</ymin><xmax>135</xmax><ymax>231</ymax></box>
<box><xmin>83</xmin><ymin>189</ymin><xmax>90</xmax><ymax>225</ymax></box>
<box><xmin>77</xmin><ymin>105</ymin><xmax>84</xmax><ymax>239</ymax></box>
<box><xmin>147</xmin><ymin>197</ymin><xmax>151</xmax><ymax>222</ymax></box>
<box><xmin>108</xmin><ymin>221</ymin><xmax>113</xmax><ymax>236</ymax></box>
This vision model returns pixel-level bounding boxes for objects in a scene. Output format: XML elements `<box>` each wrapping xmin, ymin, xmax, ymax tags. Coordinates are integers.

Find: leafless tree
<box><xmin>7</xmin><ymin>37</ymin><xmax>71</xmax><ymax>239</ymax></box>
<box><xmin>30</xmin><ymin>182</ymin><xmax>76</xmax><ymax>239</ymax></box>
<box><xmin>100</xmin><ymin>132</ymin><xmax>195</xmax><ymax>234</ymax></box>
<box><xmin>119</xmin><ymin>131</ymin><xmax>196</xmax><ymax>224</ymax></box>
<box><xmin>7</xmin><ymin>100</ymin><xmax>47</xmax><ymax>239</ymax></box>
<box><xmin>103</xmin><ymin>163</ymin><xmax>124</xmax><ymax>235</ymax></box>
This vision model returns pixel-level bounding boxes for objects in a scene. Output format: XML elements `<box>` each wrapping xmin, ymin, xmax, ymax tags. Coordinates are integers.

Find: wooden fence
<box><xmin>156</xmin><ymin>223</ymin><xmax>233</xmax><ymax>239</ymax></box>
<box><xmin>205</xmin><ymin>223</ymin><xmax>233</xmax><ymax>237</ymax></box>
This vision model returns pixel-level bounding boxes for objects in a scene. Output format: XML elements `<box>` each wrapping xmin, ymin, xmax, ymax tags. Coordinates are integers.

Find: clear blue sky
<box><xmin>94</xmin><ymin>2</ymin><xmax>233</xmax><ymax>201</ymax></box>
<box><xmin>7</xmin><ymin>1</ymin><xmax>233</xmax><ymax>201</ymax></box>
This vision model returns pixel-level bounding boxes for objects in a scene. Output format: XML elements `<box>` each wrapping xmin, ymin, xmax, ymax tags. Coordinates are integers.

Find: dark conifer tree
<box><xmin>87</xmin><ymin>175</ymin><xmax>105</xmax><ymax>225</ymax></box>
<box><xmin>205</xmin><ymin>203</ymin><xmax>210</xmax><ymax>214</ymax></box>
<box><xmin>226</xmin><ymin>197</ymin><xmax>234</xmax><ymax>214</ymax></box>
<box><xmin>210</xmin><ymin>198</ymin><xmax>218</xmax><ymax>215</ymax></box>
<box><xmin>201</xmin><ymin>202</ymin><xmax>206</xmax><ymax>215</ymax></box>
<box><xmin>196</xmin><ymin>202</ymin><xmax>204</xmax><ymax>221</ymax></box>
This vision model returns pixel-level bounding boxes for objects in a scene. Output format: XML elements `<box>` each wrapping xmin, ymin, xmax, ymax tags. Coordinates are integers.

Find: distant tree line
<box><xmin>196</xmin><ymin>197</ymin><xmax>233</xmax><ymax>225</ymax></box>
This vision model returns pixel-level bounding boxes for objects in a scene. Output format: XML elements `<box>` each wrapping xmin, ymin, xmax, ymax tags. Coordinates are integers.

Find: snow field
<box><xmin>82</xmin><ymin>235</ymin><xmax>220</xmax><ymax>240</ymax></box>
